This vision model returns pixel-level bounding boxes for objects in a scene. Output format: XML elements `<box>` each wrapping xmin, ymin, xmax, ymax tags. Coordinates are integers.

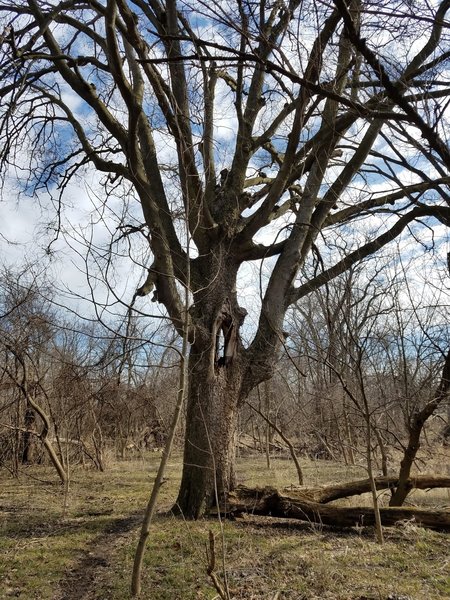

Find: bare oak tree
<box><xmin>1</xmin><ymin>0</ymin><xmax>449</xmax><ymax>517</ymax></box>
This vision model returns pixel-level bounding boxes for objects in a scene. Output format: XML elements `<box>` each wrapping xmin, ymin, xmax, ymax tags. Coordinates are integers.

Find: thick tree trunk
<box><xmin>174</xmin><ymin>252</ymin><xmax>250</xmax><ymax>518</ymax></box>
<box><xmin>175</xmin><ymin>346</ymin><xmax>244</xmax><ymax>518</ymax></box>
<box><xmin>173</xmin><ymin>245</ymin><xmax>283</xmax><ymax>518</ymax></box>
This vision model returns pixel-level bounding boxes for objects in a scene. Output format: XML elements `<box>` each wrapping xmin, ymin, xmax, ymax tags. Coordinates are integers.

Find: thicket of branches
<box><xmin>0</xmin><ymin>268</ymin><xmax>180</xmax><ymax>476</ymax></box>
<box><xmin>1</xmin><ymin>260</ymin><xmax>448</xmax><ymax>484</ymax></box>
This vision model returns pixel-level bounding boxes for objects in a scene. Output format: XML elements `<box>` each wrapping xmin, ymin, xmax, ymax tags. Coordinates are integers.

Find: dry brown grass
<box><xmin>0</xmin><ymin>451</ymin><xmax>449</xmax><ymax>599</ymax></box>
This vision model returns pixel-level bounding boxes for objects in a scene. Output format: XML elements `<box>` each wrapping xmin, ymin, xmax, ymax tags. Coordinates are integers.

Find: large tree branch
<box><xmin>18</xmin><ymin>2</ymin><xmax>188</xmax><ymax>328</ymax></box>
<box><xmin>26</xmin><ymin>0</ymin><xmax>129</xmax><ymax>149</ymax></box>
<box><xmin>325</xmin><ymin>177</ymin><xmax>450</xmax><ymax>227</ymax></box>
<box><xmin>235</xmin><ymin>8</ymin><xmax>342</xmax><ymax>245</ymax></box>
<box><xmin>241</xmin><ymin>20</ymin><xmax>356</xmax><ymax>382</ymax></box>
<box><xmin>333</xmin><ymin>0</ymin><xmax>450</xmax><ymax>169</ymax></box>
<box><xmin>288</xmin><ymin>206</ymin><xmax>450</xmax><ymax>305</ymax></box>
<box><xmin>228</xmin><ymin>0</ymin><xmax>304</xmax><ymax>196</ymax></box>
<box><xmin>294</xmin><ymin>475</ymin><xmax>450</xmax><ymax>504</ymax></box>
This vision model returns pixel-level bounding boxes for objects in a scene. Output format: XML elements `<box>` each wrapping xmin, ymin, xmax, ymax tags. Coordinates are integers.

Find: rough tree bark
<box><xmin>176</xmin><ymin>352</ymin><xmax>243</xmax><ymax>517</ymax></box>
<box><xmin>174</xmin><ymin>256</ymin><xmax>250</xmax><ymax>517</ymax></box>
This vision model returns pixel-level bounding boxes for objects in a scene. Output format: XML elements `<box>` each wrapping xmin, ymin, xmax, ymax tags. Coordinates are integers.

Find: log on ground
<box><xmin>225</xmin><ymin>486</ymin><xmax>450</xmax><ymax>531</ymax></box>
<box><xmin>287</xmin><ymin>475</ymin><xmax>450</xmax><ymax>504</ymax></box>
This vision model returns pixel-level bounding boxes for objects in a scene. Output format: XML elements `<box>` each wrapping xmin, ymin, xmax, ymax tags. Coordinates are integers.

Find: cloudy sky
<box><xmin>1</xmin><ymin>0</ymin><xmax>449</xmax><ymax>341</ymax></box>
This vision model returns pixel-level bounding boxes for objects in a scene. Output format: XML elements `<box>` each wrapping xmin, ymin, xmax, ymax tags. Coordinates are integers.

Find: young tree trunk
<box><xmin>389</xmin><ymin>347</ymin><xmax>450</xmax><ymax>506</ymax></box>
<box><xmin>131</xmin><ymin>317</ymin><xmax>189</xmax><ymax>597</ymax></box>
<box><xmin>247</xmin><ymin>400</ymin><xmax>304</xmax><ymax>485</ymax></box>
<box><xmin>21</xmin><ymin>407</ymin><xmax>37</xmax><ymax>464</ymax></box>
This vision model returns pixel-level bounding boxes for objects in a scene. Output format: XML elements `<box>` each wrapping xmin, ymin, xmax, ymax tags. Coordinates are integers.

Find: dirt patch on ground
<box><xmin>55</xmin><ymin>514</ymin><xmax>141</xmax><ymax>600</ymax></box>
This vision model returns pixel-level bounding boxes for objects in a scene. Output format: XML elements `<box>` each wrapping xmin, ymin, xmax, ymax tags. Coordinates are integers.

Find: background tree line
<box><xmin>1</xmin><ymin>254</ymin><xmax>448</xmax><ymax>488</ymax></box>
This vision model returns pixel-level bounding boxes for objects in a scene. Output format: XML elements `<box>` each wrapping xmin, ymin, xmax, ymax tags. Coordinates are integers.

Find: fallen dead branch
<box><xmin>287</xmin><ymin>475</ymin><xmax>450</xmax><ymax>504</ymax></box>
<box><xmin>225</xmin><ymin>483</ymin><xmax>450</xmax><ymax>531</ymax></box>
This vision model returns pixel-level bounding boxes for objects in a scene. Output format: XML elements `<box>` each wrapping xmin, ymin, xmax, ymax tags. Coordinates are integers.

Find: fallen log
<box><xmin>287</xmin><ymin>475</ymin><xmax>450</xmax><ymax>504</ymax></box>
<box><xmin>225</xmin><ymin>486</ymin><xmax>450</xmax><ymax>531</ymax></box>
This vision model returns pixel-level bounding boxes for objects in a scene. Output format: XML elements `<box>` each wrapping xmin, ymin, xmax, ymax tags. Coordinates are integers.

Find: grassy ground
<box><xmin>0</xmin><ymin>452</ymin><xmax>449</xmax><ymax>600</ymax></box>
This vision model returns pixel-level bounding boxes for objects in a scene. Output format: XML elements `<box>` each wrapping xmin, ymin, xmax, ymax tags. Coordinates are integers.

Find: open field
<box><xmin>1</xmin><ymin>453</ymin><xmax>449</xmax><ymax>600</ymax></box>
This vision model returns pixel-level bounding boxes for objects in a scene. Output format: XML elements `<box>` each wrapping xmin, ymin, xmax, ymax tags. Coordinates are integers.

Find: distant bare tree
<box><xmin>0</xmin><ymin>269</ymin><xmax>67</xmax><ymax>482</ymax></box>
